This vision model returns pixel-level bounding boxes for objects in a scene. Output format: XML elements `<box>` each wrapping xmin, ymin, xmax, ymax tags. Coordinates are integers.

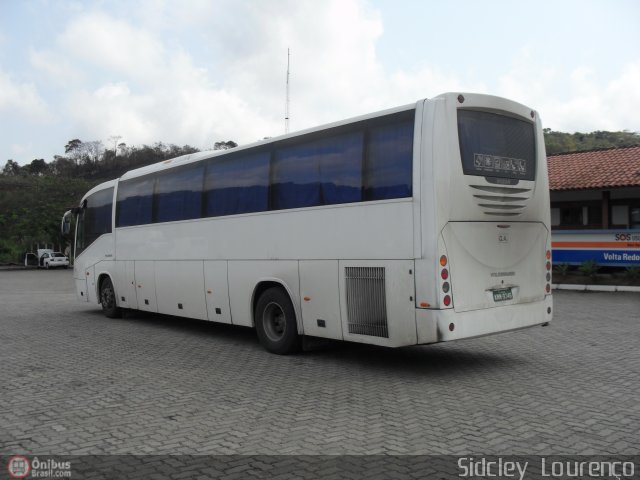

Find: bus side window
<box><xmin>155</xmin><ymin>164</ymin><xmax>204</xmax><ymax>223</ymax></box>
<box><xmin>272</xmin><ymin>131</ymin><xmax>363</xmax><ymax>210</ymax></box>
<box><xmin>116</xmin><ymin>177</ymin><xmax>154</xmax><ymax>227</ymax></box>
<box><xmin>364</xmin><ymin>121</ymin><xmax>413</xmax><ymax>200</ymax></box>
<box><xmin>204</xmin><ymin>152</ymin><xmax>270</xmax><ymax>217</ymax></box>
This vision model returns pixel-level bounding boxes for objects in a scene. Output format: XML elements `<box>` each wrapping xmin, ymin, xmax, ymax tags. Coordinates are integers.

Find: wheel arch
<box><xmin>96</xmin><ymin>271</ymin><xmax>117</xmax><ymax>306</ymax></box>
<box><xmin>251</xmin><ymin>279</ymin><xmax>303</xmax><ymax>334</ymax></box>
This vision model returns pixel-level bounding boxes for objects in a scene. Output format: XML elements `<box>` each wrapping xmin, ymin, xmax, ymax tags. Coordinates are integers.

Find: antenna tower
<box><xmin>285</xmin><ymin>48</ymin><xmax>290</xmax><ymax>134</ymax></box>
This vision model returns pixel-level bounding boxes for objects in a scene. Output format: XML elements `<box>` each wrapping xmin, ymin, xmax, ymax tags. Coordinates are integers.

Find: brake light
<box><xmin>545</xmin><ymin>250</ymin><xmax>552</xmax><ymax>294</ymax></box>
<box><xmin>440</xmin><ymin>254</ymin><xmax>452</xmax><ymax>308</ymax></box>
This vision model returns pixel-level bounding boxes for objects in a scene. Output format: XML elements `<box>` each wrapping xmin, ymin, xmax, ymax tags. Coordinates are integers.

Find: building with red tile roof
<box><xmin>548</xmin><ymin>145</ymin><xmax>640</xmax><ymax>191</ymax></box>
<box><xmin>547</xmin><ymin>145</ymin><xmax>640</xmax><ymax>230</ymax></box>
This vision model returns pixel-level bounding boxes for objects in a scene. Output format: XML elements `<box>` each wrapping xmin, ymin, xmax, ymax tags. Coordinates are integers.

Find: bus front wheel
<box><xmin>100</xmin><ymin>277</ymin><xmax>122</xmax><ymax>319</ymax></box>
<box><xmin>254</xmin><ymin>287</ymin><xmax>301</xmax><ymax>355</ymax></box>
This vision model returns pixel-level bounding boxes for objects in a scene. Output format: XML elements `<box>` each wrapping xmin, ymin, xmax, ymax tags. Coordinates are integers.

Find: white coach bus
<box><xmin>62</xmin><ymin>92</ymin><xmax>552</xmax><ymax>354</ymax></box>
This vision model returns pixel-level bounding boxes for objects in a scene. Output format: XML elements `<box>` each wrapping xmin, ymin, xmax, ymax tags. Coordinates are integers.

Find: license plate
<box><xmin>492</xmin><ymin>288</ymin><xmax>513</xmax><ymax>302</ymax></box>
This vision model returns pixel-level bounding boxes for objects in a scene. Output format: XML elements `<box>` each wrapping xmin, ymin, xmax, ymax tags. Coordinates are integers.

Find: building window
<box><xmin>560</xmin><ymin>206</ymin><xmax>583</xmax><ymax>227</ymax></box>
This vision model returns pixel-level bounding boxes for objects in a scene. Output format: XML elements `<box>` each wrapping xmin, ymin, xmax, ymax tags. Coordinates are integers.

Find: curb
<box><xmin>553</xmin><ymin>284</ymin><xmax>640</xmax><ymax>293</ymax></box>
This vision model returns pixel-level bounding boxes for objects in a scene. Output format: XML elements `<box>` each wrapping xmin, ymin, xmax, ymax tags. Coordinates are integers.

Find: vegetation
<box><xmin>0</xmin><ymin>175</ymin><xmax>94</xmax><ymax>263</ymax></box>
<box><xmin>543</xmin><ymin>129</ymin><xmax>640</xmax><ymax>155</ymax></box>
<box><xmin>1</xmin><ymin>128</ymin><xmax>638</xmax><ymax>263</ymax></box>
<box><xmin>577</xmin><ymin>260</ymin><xmax>600</xmax><ymax>278</ymax></box>
<box><xmin>624</xmin><ymin>266</ymin><xmax>640</xmax><ymax>281</ymax></box>
<box><xmin>0</xmin><ymin>139</ymin><xmax>237</xmax><ymax>263</ymax></box>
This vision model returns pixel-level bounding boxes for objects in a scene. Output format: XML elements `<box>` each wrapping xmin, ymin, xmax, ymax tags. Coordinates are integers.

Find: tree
<box><xmin>2</xmin><ymin>160</ymin><xmax>21</xmax><ymax>176</ymax></box>
<box><xmin>26</xmin><ymin>159</ymin><xmax>49</xmax><ymax>176</ymax></box>
<box><xmin>213</xmin><ymin>140</ymin><xmax>238</xmax><ymax>150</ymax></box>
<box><xmin>49</xmin><ymin>156</ymin><xmax>77</xmax><ymax>177</ymax></box>
<box><xmin>64</xmin><ymin>139</ymin><xmax>82</xmax><ymax>154</ymax></box>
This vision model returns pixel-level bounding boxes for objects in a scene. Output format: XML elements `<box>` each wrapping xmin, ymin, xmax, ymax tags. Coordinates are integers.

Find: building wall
<box><xmin>550</xmin><ymin>187</ymin><xmax>640</xmax><ymax>230</ymax></box>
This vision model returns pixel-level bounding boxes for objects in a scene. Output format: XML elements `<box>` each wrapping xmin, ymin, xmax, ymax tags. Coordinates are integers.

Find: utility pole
<box><xmin>285</xmin><ymin>48</ymin><xmax>290</xmax><ymax>134</ymax></box>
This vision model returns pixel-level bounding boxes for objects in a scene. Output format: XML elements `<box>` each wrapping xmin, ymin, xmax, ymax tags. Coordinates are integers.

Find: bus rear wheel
<box><xmin>100</xmin><ymin>277</ymin><xmax>122</xmax><ymax>319</ymax></box>
<box><xmin>254</xmin><ymin>287</ymin><xmax>301</xmax><ymax>355</ymax></box>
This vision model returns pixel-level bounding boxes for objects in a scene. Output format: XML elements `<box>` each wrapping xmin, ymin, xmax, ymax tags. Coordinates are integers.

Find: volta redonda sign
<box><xmin>551</xmin><ymin>230</ymin><xmax>640</xmax><ymax>267</ymax></box>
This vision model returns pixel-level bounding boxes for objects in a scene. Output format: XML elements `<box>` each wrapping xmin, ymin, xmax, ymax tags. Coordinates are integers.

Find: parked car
<box><xmin>41</xmin><ymin>251</ymin><xmax>69</xmax><ymax>269</ymax></box>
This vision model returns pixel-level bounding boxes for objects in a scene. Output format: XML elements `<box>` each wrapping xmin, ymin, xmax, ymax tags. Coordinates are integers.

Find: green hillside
<box><xmin>0</xmin><ymin>175</ymin><xmax>95</xmax><ymax>262</ymax></box>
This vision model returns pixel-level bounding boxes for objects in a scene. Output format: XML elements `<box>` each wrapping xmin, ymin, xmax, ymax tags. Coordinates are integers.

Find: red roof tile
<box><xmin>547</xmin><ymin>145</ymin><xmax>640</xmax><ymax>191</ymax></box>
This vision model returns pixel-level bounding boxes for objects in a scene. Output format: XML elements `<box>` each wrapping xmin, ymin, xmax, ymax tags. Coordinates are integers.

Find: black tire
<box><xmin>254</xmin><ymin>287</ymin><xmax>301</xmax><ymax>354</ymax></box>
<box><xmin>100</xmin><ymin>277</ymin><xmax>122</xmax><ymax>318</ymax></box>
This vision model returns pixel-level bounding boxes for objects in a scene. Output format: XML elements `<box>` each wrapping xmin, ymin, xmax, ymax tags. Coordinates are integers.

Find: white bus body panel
<box><xmin>155</xmin><ymin>261</ymin><xmax>207</xmax><ymax>320</ymax></box>
<box><xmin>114</xmin><ymin>200</ymin><xmax>414</xmax><ymax>262</ymax></box>
<box><xmin>134</xmin><ymin>261</ymin><xmax>158</xmax><ymax>312</ymax></box>
<box><xmin>417</xmin><ymin>295</ymin><xmax>553</xmax><ymax>343</ymax></box>
<box><xmin>74</xmin><ymin>233</ymin><xmax>114</xmax><ymax>303</ymax></box>
<box><xmin>299</xmin><ymin>261</ymin><xmax>343</xmax><ymax>340</ymax></box>
<box><xmin>203</xmin><ymin>261</ymin><xmax>232</xmax><ymax>324</ymax></box>
<box><xmin>442</xmin><ymin>222</ymin><xmax>547</xmax><ymax>312</ymax></box>
<box><xmin>115</xmin><ymin>260</ymin><xmax>138</xmax><ymax>309</ymax></box>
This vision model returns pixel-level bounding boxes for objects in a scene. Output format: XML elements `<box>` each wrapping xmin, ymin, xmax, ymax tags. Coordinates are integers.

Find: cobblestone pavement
<box><xmin>1</xmin><ymin>269</ymin><xmax>639</xmax><ymax>456</ymax></box>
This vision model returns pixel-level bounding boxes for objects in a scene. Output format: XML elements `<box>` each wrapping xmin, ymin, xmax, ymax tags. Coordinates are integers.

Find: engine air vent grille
<box><xmin>470</xmin><ymin>184</ymin><xmax>532</xmax><ymax>216</ymax></box>
<box><xmin>345</xmin><ymin>267</ymin><xmax>388</xmax><ymax>338</ymax></box>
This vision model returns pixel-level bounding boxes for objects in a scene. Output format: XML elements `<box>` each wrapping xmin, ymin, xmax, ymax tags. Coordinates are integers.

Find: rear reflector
<box><xmin>443</xmin><ymin>295</ymin><xmax>451</xmax><ymax>306</ymax></box>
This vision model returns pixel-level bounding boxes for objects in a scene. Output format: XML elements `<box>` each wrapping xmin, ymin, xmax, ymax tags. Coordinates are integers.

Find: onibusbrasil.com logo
<box><xmin>7</xmin><ymin>456</ymin><xmax>71</xmax><ymax>479</ymax></box>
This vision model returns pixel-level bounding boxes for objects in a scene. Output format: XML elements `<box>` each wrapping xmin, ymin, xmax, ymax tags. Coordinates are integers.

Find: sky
<box><xmin>1</xmin><ymin>0</ymin><xmax>639</xmax><ymax>166</ymax></box>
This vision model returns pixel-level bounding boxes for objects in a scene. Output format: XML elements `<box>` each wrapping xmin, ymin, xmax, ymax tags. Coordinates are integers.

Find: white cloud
<box><xmin>0</xmin><ymin>70</ymin><xmax>51</xmax><ymax>122</ymax></box>
<box><xmin>497</xmin><ymin>50</ymin><xmax>640</xmax><ymax>133</ymax></box>
<box><xmin>29</xmin><ymin>48</ymin><xmax>84</xmax><ymax>86</ymax></box>
<box><xmin>58</xmin><ymin>12</ymin><xmax>167</xmax><ymax>82</ymax></box>
<box><xmin>33</xmin><ymin>0</ymin><xmax>406</xmax><ymax>150</ymax></box>
<box><xmin>13</xmin><ymin>0</ymin><xmax>639</xmax><ymax>167</ymax></box>
<box><xmin>11</xmin><ymin>143</ymin><xmax>32</xmax><ymax>156</ymax></box>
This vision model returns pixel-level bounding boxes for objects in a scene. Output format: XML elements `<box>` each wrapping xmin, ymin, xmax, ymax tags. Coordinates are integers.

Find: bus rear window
<box><xmin>457</xmin><ymin>110</ymin><xmax>536</xmax><ymax>181</ymax></box>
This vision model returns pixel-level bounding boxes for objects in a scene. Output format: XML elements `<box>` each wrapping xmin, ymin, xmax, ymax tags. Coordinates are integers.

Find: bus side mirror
<box><xmin>61</xmin><ymin>210</ymin><xmax>72</xmax><ymax>235</ymax></box>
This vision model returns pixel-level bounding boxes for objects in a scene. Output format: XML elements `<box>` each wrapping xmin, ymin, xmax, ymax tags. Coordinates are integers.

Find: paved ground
<box><xmin>1</xmin><ymin>269</ymin><xmax>639</xmax><ymax>457</ymax></box>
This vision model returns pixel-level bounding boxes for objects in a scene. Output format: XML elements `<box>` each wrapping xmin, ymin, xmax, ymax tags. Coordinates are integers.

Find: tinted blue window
<box><xmin>155</xmin><ymin>164</ymin><xmax>204</xmax><ymax>223</ymax></box>
<box><xmin>273</xmin><ymin>132</ymin><xmax>363</xmax><ymax>210</ymax></box>
<box><xmin>78</xmin><ymin>187</ymin><xmax>113</xmax><ymax>255</ymax></box>
<box><xmin>365</xmin><ymin>121</ymin><xmax>413</xmax><ymax>200</ymax></box>
<box><xmin>204</xmin><ymin>152</ymin><xmax>270</xmax><ymax>216</ymax></box>
<box><xmin>116</xmin><ymin>177</ymin><xmax>154</xmax><ymax>227</ymax></box>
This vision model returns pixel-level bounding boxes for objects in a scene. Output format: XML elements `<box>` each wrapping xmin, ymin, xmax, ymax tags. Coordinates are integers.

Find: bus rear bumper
<box><xmin>416</xmin><ymin>295</ymin><xmax>553</xmax><ymax>344</ymax></box>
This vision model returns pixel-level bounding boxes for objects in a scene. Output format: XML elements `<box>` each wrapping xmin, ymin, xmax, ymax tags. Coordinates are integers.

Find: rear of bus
<box><xmin>416</xmin><ymin>93</ymin><xmax>552</xmax><ymax>343</ymax></box>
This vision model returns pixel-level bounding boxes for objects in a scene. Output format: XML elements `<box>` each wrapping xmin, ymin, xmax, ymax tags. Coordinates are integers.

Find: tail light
<box><xmin>440</xmin><ymin>255</ymin><xmax>452</xmax><ymax>308</ymax></box>
<box><xmin>545</xmin><ymin>250</ymin><xmax>552</xmax><ymax>294</ymax></box>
